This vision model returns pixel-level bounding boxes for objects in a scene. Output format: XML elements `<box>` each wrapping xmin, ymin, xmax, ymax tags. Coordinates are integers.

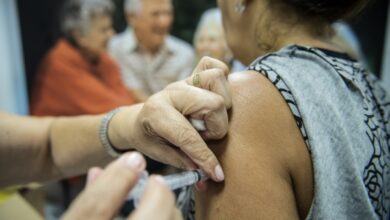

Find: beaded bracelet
<box><xmin>99</xmin><ymin>107</ymin><xmax>127</xmax><ymax>157</ymax></box>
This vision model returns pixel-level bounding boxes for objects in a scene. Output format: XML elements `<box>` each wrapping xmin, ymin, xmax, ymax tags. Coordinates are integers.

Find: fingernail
<box><xmin>214</xmin><ymin>165</ymin><xmax>225</xmax><ymax>181</ymax></box>
<box><xmin>124</xmin><ymin>152</ymin><xmax>143</xmax><ymax>170</ymax></box>
<box><xmin>86</xmin><ymin>167</ymin><xmax>100</xmax><ymax>186</ymax></box>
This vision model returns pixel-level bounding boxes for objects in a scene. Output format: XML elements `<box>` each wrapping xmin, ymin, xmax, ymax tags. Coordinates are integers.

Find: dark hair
<box><xmin>281</xmin><ymin>0</ymin><xmax>370</xmax><ymax>22</ymax></box>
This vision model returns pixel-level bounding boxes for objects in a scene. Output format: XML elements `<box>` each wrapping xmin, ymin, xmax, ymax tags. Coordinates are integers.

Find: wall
<box><xmin>0</xmin><ymin>1</ymin><xmax>28</xmax><ymax>114</ymax></box>
<box><xmin>382</xmin><ymin>1</ymin><xmax>390</xmax><ymax>91</ymax></box>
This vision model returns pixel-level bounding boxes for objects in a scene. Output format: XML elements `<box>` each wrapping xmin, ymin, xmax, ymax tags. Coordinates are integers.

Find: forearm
<box><xmin>49</xmin><ymin>115</ymin><xmax>112</xmax><ymax>179</ymax></box>
<box><xmin>0</xmin><ymin>106</ymin><xmax>141</xmax><ymax>188</ymax></box>
<box><xmin>0</xmin><ymin>112</ymin><xmax>59</xmax><ymax>187</ymax></box>
<box><xmin>51</xmin><ymin>104</ymin><xmax>144</xmax><ymax>176</ymax></box>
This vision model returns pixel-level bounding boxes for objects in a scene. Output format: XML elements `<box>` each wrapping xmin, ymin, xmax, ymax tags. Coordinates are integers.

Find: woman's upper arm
<box><xmin>195</xmin><ymin>71</ymin><xmax>313</xmax><ymax>219</ymax></box>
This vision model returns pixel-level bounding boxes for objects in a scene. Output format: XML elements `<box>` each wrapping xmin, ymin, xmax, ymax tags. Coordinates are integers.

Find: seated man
<box><xmin>109</xmin><ymin>0</ymin><xmax>196</xmax><ymax>178</ymax></box>
<box><xmin>109</xmin><ymin>0</ymin><xmax>195</xmax><ymax>102</ymax></box>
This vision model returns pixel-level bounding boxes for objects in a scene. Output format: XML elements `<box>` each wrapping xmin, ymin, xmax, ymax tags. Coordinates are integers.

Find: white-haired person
<box><xmin>109</xmin><ymin>0</ymin><xmax>195</xmax><ymax>103</ymax></box>
<box><xmin>109</xmin><ymin>0</ymin><xmax>196</xmax><ymax>190</ymax></box>
<box><xmin>194</xmin><ymin>8</ymin><xmax>245</xmax><ymax>72</ymax></box>
<box><xmin>30</xmin><ymin>0</ymin><xmax>137</xmax><ymax>217</ymax></box>
<box><xmin>31</xmin><ymin>0</ymin><xmax>135</xmax><ymax>116</ymax></box>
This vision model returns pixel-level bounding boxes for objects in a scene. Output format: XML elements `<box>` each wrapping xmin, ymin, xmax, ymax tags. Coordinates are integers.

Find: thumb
<box><xmin>63</xmin><ymin>152</ymin><xmax>146</xmax><ymax>220</ymax></box>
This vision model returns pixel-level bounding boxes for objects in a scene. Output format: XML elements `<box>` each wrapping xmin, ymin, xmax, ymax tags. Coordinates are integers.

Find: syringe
<box><xmin>127</xmin><ymin>169</ymin><xmax>208</xmax><ymax>206</ymax></box>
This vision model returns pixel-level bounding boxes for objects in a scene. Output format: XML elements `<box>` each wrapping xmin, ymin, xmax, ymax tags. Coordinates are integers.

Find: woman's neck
<box><xmin>277</xmin><ymin>32</ymin><xmax>342</xmax><ymax>53</ymax></box>
<box><xmin>242</xmin><ymin>30</ymin><xmax>340</xmax><ymax>65</ymax></box>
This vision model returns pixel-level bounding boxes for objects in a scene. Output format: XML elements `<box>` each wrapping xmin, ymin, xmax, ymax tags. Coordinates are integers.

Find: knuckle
<box><xmin>175</xmin><ymin>129</ymin><xmax>213</xmax><ymax>163</ymax></box>
<box><xmin>206</xmin><ymin>127</ymin><xmax>226</xmax><ymax>140</ymax></box>
<box><xmin>215</xmin><ymin>68</ymin><xmax>226</xmax><ymax>78</ymax></box>
<box><xmin>141</xmin><ymin>117</ymin><xmax>155</xmax><ymax>136</ymax></box>
<box><xmin>192</xmin><ymin>146</ymin><xmax>213</xmax><ymax>163</ymax></box>
<box><xmin>176</xmin><ymin>128</ymin><xmax>197</xmax><ymax>146</ymax></box>
<box><xmin>177</xmin><ymin>160</ymin><xmax>189</xmax><ymax>170</ymax></box>
<box><xmin>204</xmin><ymin>112</ymin><xmax>228</xmax><ymax>140</ymax></box>
<box><xmin>213</xmin><ymin>95</ymin><xmax>225</xmax><ymax>109</ymax></box>
<box><xmin>213</xmin><ymin>129</ymin><xmax>227</xmax><ymax>139</ymax></box>
<box><xmin>200</xmin><ymin>56</ymin><xmax>213</xmax><ymax>64</ymax></box>
<box><xmin>199</xmin><ymin>151</ymin><xmax>213</xmax><ymax>164</ymax></box>
<box><xmin>166</xmin><ymin>81</ymin><xmax>183</xmax><ymax>90</ymax></box>
<box><xmin>170</xmin><ymin>155</ymin><xmax>190</xmax><ymax>170</ymax></box>
<box><xmin>221</xmin><ymin>64</ymin><xmax>229</xmax><ymax>76</ymax></box>
<box><xmin>143</xmin><ymin>96</ymin><xmax>161</xmax><ymax>113</ymax></box>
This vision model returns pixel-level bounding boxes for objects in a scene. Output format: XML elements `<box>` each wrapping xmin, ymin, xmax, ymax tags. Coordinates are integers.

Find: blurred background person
<box><xmin>109</xmin><ymin>0</ymin><xmax>196</xmax><ymax>183</ymax></box>
<box><xmin>109</xmin><ymin>0</ymin><xmax>195</xmax><ymax>103</ymax></box>
<box><xmin>194</xmin><ymin>8</ymin><xmax>245</xmax><ymax>72</ymax></box>
<box><xmin>31</xmin><ymin>0</ymin><xmax>135</xmax><ymax>116</ymax></box>
<box><xmin>29</xmin><ymin>0</ymin><xmax>135</xmax><ymax>218</ymax></box>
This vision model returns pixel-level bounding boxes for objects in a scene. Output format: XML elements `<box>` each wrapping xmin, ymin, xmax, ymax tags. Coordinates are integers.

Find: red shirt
<box><xmin>31</xmin><ymin>39</ymin><xmax>135</xmax><ymax>116</ymax></box>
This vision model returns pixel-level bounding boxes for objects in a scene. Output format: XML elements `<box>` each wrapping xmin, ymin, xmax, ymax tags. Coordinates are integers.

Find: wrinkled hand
<box><xmin>132</xmin><ymin>57</ymin><xmax>231</xmax><ymax>182</ymax></box>
<box><xmin>62</xmin><ymin>152</ymin><xmax>182</xmax><ymax>220</ymax></box>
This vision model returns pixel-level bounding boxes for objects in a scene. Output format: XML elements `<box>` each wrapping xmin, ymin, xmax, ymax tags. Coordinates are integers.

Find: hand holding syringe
<box><xmin>127</xmin><ymin>169</ymin><xmax>208</xmax><ymax>207</ymax></box>
<box><xmin>128</xmin><ymin>119</ymin><xmax>210</xmax><ymax>206</ymax></box>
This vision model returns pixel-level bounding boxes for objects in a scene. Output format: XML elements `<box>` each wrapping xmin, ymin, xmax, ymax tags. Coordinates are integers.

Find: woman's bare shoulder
<box><xmin>195</xmin><ymin>70</ymin><xmax>313</xmax><ymax>219</ymax></box>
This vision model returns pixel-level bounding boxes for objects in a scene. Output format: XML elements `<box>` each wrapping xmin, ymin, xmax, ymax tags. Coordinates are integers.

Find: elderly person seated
<box><xmin>31</xmin><ymin>0</ymin><xmax>135</xmax><ymax>116</ymax></box>
<box><xmin>30</xmin><ymin>0</ymin><xmax>135</xmax><ymax>218</ymax></box>
<box><xmin>194</xmin><ymin>8</ymin><xmax>245</xmax><ymax>72</ymax></box>
<box><xmin>109</xmin><ymin>0</ymin><xmax>195</xmax><ymax>102</ymax></box>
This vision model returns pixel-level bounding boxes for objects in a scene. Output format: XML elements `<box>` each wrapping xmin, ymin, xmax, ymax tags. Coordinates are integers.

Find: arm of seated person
<box><xmin>195</xmin><ymin>71</ymin><xmax>314</xmax><ymax>219</ymax></box>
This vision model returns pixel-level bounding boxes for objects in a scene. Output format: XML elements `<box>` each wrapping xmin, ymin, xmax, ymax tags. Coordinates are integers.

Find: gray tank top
<box><xmin>183</xmin><ymin>45</ymin><xmax>390</xmax><ymax>220</ymax></box>
<box><xmin>248</xmin><ymin>45</ymin><xmax>390</xmax><ymax>219</ymax></box>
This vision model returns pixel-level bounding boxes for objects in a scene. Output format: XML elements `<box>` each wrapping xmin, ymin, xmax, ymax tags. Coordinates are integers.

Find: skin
<box><xmin>0</xmin><ymin>57</ymin><xmax>230</xmax><ymax>218</ymax></box>
<box><xmin>196</xmin><ymin>72</ymin><xmax>313</xmax><ymax>219</ymax></box>
<box><xmin>74</xmin><ymin>14</ymin><xmax>115</xmax><ymax>62</ymax></box>
<box><xmin>195</xmin><ymin>0</ymin><xmax>345</xmax><ymax>219</ymax></box>
<box><xmin>63</xmin><ymin>152</ymin><xmax>182</xmax><ymax>220</ymax></box>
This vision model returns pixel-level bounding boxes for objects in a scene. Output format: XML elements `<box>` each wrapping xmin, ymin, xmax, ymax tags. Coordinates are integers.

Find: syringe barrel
<box><xmin>164</xmin><ymin>170</ymin><xmax>208</xmax><ymax>190</ymax></box>
<box><xmin>127</xmin><ymin>170</ymin><xmax>208</xmax><ymax>202</ymax></box>
<box><xmin>127</xmin><ymin>171</ymin><xmax>148</xmax><ymax>201</ymax></box>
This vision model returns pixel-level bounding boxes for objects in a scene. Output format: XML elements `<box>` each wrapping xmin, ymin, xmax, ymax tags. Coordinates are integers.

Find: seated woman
<box><xmin>31</xmin><ymin>0</ymin><xmax>135</xmax><ymax>116</ymax></box>
<box><xmin>30</xmin><ymin>0</ymin><xmax>135</xmax><ymax>218</ymax></box>
<box><xmin>188</xmin><ymin>0</ymin><xmax>390</xmax><ymax>219</ymax></box>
